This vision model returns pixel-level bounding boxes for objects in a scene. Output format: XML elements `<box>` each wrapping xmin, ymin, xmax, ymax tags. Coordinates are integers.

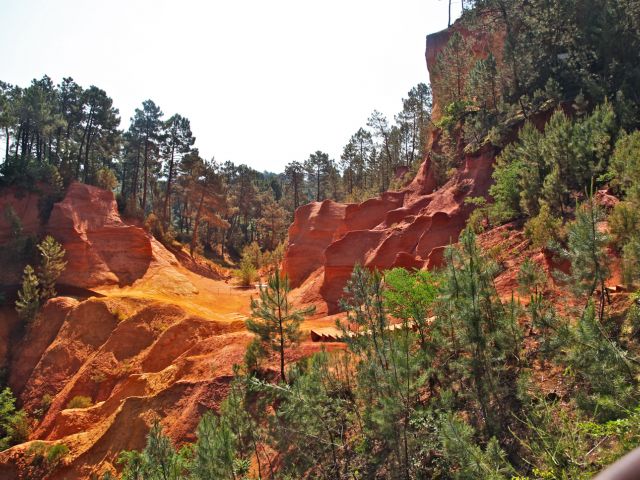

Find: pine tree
<box><xmin>36</xmin><ymin>235</ymin><xmax>66</xmax><ymax>300</ymax></box>
<box><xmin>118</xmin><ymin>422</ymin><xmax>187</xmax><ymax>480</ymax></box>
<box><xmin>439</xmin><ymin>228</ymin><xmax>523</xmax><ymax>439</ymax></box>
<box><xmin>339</xmin><ymin>266</ymin><xmax>426</xmax><ymax>479</ymax></box>
<box><xmin>15</xmin><ymin>265</ymin><xmax>40</xmax><ymax>322</ymax></box>
<box><xmin>563</xmin><ymin>196</ymin><xmax>610</xmax><ymax>321</ymax></box>
<box><xmin>245</xmin><ymin>267</ymin><xmax>315</xmax><ymax>382</ymax></box>
<box><xmin>162</xmin><ymin>114</ymin><xmax>195</xmax><ymax>230</ymax></box>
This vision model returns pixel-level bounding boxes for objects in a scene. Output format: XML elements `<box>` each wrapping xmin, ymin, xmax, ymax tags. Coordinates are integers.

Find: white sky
<box><xmin>0</xmin><ymin>0</ymin><xmax>461</xmax><ymax>173</ymax></box>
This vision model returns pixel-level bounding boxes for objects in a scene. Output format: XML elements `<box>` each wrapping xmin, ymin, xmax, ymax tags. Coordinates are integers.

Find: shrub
<box><xmin>27</xmin><ymin>441</ymin><xmax>69</xmax><ymax>469</ymax></box>
<box><xmin>143</xmin><ymin>213</ymin><xmax>164</xmax><ymax>240</ymax></box>
<box><xmin>235</xmin><ymin>259</ymin><xmax>258</xmax><ymax>287</ymax></box>
<box><xmin>240</xmin><ymin>241</ymin><xmax>262</xmax><ymax>269</ymax></box>
<box><xmin>609</xmin><ymin>130</ymin><xmax>640</xmax><ymax>203</ymax></box>
<box><xmin>37</xmin><ymin>236</ymin><xmax>67</xmax><ymax>300</ymax></box>
<box><xmin>66</xmin><ymin>395</ymin><xmax>93</xmax><ymax>409</ymax></box>
<box><xmin>46</xmin><ymin>443</ymin><xmax>69</xmax><ymax>467</ymax></box>
<box><xmin>524</xmin><ymin>204</ymin><xmax>562</xmax><ymax>249</ymax></box>
<box><xmin>15</xmin><ymin>265</ymin><xmax>40</xmax><ymax>322</ymax></box>
<box><xmin>0</xmin><ymin>387</ymin><xmax>30</xmax><ymax>450</ymax></box>
<box><xmin>95</xmin><ymin>167</ymin><xmax>118</xmax><ymax>191</ymax></box>
<box><xmin>622</xmin><ymin>238</ymin><xmax>640</xmax><ymax>287</ymax></box>
<box><xmin>609</xmin><ymin>201</ymin><xmax>640</xmax><ymax>247</ymax></box>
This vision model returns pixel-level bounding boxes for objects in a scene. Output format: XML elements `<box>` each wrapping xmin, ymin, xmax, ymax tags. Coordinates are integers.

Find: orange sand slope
<box><xmin>0</xmin><ymin>183</ymin><xmax>337</xmax><ymax>479</ymax></box>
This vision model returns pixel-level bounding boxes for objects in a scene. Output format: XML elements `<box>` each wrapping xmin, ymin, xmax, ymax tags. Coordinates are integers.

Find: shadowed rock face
<box><xmin>0</xmin><ymin>182</ymin><xmax>177</xmax><ymax>289</ymax></box>
<box><xmin>47</xmin><ymin>183</ymin><xmax>154</xmax><ymax>288</ymax></box>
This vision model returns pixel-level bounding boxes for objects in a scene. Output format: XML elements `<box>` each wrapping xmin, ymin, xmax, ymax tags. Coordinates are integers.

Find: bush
<box><xmin>15</xmin><ymin>265</ymin><xmax>40</xmax><ymax>322</ymax></box>
<box><xmin>46</xmin><ymin>443</ymin><xmax>69</xmax><ymax>466</ymax></box>
<box><xmin>36</xmin><ymin>236</ymin><xmax>67</xmax><ymax>300</ymax></box>
<box><xmin>66</xmin><ymin>395</ymin><xmax>93</xmax><ymax>409</ymax></box>
<box><xmin>0</xmin><ymin>387</ymin><xmax>30</xmax><ymax>450</ymax></box>
<box><xmin>235</xmin><ymin>259</ymin><xmax>258</xmax><ymax>287</ymax></box>
<box><xmin>240</xmin><ymin>241</ymin><xmax>262</xmax><ymax>269</ymax></box>
<box><xmin>609</xmin><ymin>201</ymin><xmax>640</xmax><ymax>247</ymax></box>
<box><xmin>143</xmin><ymin>213</ymin><xmax>165</xmax><ymax>240</ymax></box>
<box><xmin>609</xmin><ymin>130</ymin><xmax>640</xmax><ymax>203</ymax></box>
<box><xmin>0</xmin><ymin>388</ymin><xmax>29</xmax><ymax>451</ymax></box>
<box><xmin>622</xmin><ymin>238</ymin><xmax>640</xmax><ymax>287</ymax></box>
<box><xmin>27</xmin><ymin>441</ymin><xmax>69</xmax><ymax>469</ymax></box>
<box><xmin>95</xmin><ymin>167</ymin><xmax>118</xmax><ymax>191</ymax></box>
<box><xmin>524</xmin><ymin>204</ymin><xmax>562</xmax><ymax>249</ymax></box>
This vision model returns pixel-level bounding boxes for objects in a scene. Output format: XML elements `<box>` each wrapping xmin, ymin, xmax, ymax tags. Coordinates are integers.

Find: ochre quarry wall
<box><xmin>0</xmin><ymin>182</ymin><xmax>188</xmax><ymax>289</ymax></box>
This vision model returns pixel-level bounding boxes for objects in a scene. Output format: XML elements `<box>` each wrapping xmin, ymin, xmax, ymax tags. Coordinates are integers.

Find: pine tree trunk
<box><xmin>163</xmin><ymin>142</ymin><xmax>176</xmax><ymax>229</ymax></box>
<box><xmin>142</xmin><ymin>135</ymin><xmax>149</xmax><ymax>212</ymax></box>
<box><xmin>4</xmin><ymin>127</ymin><xmax>9</xmax><ymax>163</ymax></box>
<box><xmin>190</xmin><ymin>186</ymin><xmax>205</xmax><ymax>257</ymax></box>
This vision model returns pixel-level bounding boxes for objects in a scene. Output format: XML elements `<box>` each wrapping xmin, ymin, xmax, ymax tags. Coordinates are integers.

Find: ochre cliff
<box><xmin>283</xmin><ymin>22</ymin><xmax>501</xmax><ymax>313</ymax></box>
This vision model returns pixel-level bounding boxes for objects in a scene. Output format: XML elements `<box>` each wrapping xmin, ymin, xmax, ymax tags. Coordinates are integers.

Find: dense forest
<box><xmin>0</xmin><ymin>76</ymin><xmax>431</xmax><ymax>264</ymax></box>
<box><xmin>2</xmin><ymin>0</ymin><xmax>640</xmax><ymax>478</ymax></box>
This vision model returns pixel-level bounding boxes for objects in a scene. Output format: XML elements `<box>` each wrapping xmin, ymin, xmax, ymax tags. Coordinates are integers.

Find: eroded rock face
<box><xmin>0</xmin><ymin>182</ymin><xmax>192</xmax><ymax>291</ymax></box>
<box><xmin>0</xmin><ymin>294</ymin><xmax>333</xmax><ymax>479</ymax></box>
<box><xmin>283</xmin><ymin>151</ymin><xmax>496</xmax><ymax>312</ymax></box>
<box><xmin>47</xmin><ymin>183</ymin><xmax>155</xmax><ymax>288</ymax></box>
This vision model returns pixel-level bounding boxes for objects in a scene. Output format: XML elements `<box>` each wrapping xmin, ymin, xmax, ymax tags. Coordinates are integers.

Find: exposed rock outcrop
<box><xmin>0</xmin><ymin>182</ymin><xmax>206</xmax><ymax>294</ymax></box>
<box><xmin>47</xmin><ymin>183</ymin><xmax>157</xmax><ymax>288</ymax></box>
<box><xmin>283</xmin><ymin>149</ymin><xmax>495</xmax><ymax>313</ymax></box>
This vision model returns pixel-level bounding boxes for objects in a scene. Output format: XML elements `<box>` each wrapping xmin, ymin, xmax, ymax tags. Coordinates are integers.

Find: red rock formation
<box><xmin>0</xmin><ymin>293</ymin><xmax>337</xmax><ymax>479</ymax></box>
<box><xmin>47</xmin><ymin>183</ymin><xmax>157</xmax><ymax>288</ymax></box>
<box><xmin>0</xmin><ymin>182</ymin><xmax>203</xmax><ymax>291</ymax></box>
<box><xmin>283</xmin><ymin>149</ymin><xmax>496</xmax><ymax>313</ymax></box>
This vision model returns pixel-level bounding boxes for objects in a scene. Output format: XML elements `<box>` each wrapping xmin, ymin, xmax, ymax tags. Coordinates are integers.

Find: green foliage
<box><xmin>490</xmin><ymin>122</ymin><xmax>545</xmax><ymax>221</ymax></box>
<box><xmin>609</xmin><ymin>201</ymin><xmax>640</xmax><ymax>247</ymax></box>
<box><xmin>46</xmin><ymin>443</ymin><xmax>69</xmax><ymax>466</ymax></box>
<box><xmin>118</xmin><ymin>422</ymin><xmax>189</xmax><ymax>480</ymax></box>
<box><xmin>609</xmin><ymin>130</ymin><xmax>640</xmax><ymax>204</ymax></box>
<box><xmin>433</xmin><ymin>32</ymin><xmax>474</xmax><ymax>107</ymax></box>
<box><xmin>95</xmin><ymin>167</ymin><xmax>118</xmax><ymax>191</ymax></box>
<box><xmin>562</xmin><ymin>198</ymin><xmax>610</xmax><ymax>313</ymax></box>
<box><xmin>490</xmin><ymin>105</ymin><xmax>616</xmax><ymax>224</ymax></box>
<box><xmin>438</xmin><ymin>413</ymin><xmax>513</xmax><ymax>479</ymax></box>
<box><xmin>15</xmin><ymin>264</ymin><xmax>40</xmax><ymax>322</ymax></box>
<box><xmin>622</xmin><ymin>238</ymin><xmax>640</xmax><ymax>287</ymax></box>
<box><xmin>438</xmin><ymin>228</ymin><xmax>523</xmax><ymax>438</ymax></box>
<box><xmin>36</xmin><ymin>235</ymin><xmax>66</xmax><ymax>300</ymax></box>
<box><xmin>383</xmin><ymin>267</ymin><xmax>438</xmax><ymax>350</ymax></box>
<box><xmin>0</xmin><ymin>387</ymin><xmax>29</xmax><ymax>451</ymax></box>
<box><xmin>515</xmin><ymin>399</ymin><xmax>600</xmax><ymax>479</ymax></box>
<box><xmin>27</xmin><ymin>441</ymin><xmax>69</xmax><ymax>472</ymax></box>
<box><xmin>567</xmin><ymin>304</ymin><xmax>638</xmax><ymax>421</ymax></box>
<box><xmin>261</xmin><ymin>352</ymin><xmax>351</xmax><ymax>478</ymax></box>
<box><xmin>66</xmin><ymin>395</ymin><xmax>93</xmax><ymax>409</ymax></box>
<box><xmin>191</xmin><ymin>411</ymin><xmax>243</xmax><ymax>479</ymax></box>
<box><xmin>524</xmin><ymin>204</ymin><xmax>562</xmax><ymax>250</ymax></box>
<box><xmin>246</xmin><ymin>267</ymin><xmax>315</xmax><ymax>382</ymax></box>
<box><xmin>338</xmin><ymin>266</ymin><xmax>430</xmax><ymax>478</ymax></box>
<box><xmin>235</xmin><ymin>259</ymin><xmax>258</xmax><ymax>287</ymax></box>
<box><xmin>240</xmin><ymin>241</ymin><xmax>262</xmax><ymax>269</ymax></box>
